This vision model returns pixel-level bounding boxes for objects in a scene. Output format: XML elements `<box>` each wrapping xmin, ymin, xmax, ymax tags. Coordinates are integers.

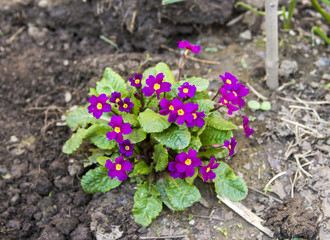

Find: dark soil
<box><xmin>0</xmin><ymin>0</ymin><xmax>329</xmax><ymax>239</ymax></box>
<box><xmin>265</xmin><ymin>199</ymin><xmax>318</xmax><ymax>239</ymax></box>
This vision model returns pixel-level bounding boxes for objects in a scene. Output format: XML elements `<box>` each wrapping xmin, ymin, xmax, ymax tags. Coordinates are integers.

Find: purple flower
<box><xmin>200</xmin><ymin>157</ymin><xmax>220</xmax><ymax>182</ymax></box>
<box><xmin>109</xmin><ymin>92</ymin><xmax>122</xmax><ymax>107</ymax></box>
<box><xmin>105</xmin><ymin>156</ymin><xmax>132</xmax><ymax>181</ymax></box>
<box><xmin>119</xmin><ymin>139</ymin><xmax>134</xmax><ymax>157</ymax></box>
<box><xmin>224</xmin><ymin>137</ymin><xmax>237</xmax><ymax>157</ymax></box>
<box><xmin>118</xmin><ymin>97</ymin><xmax>134</xmax><ymax>113</ymax></box>
<box><xmin>171</xmin><ymin>98</ymin><xmax>195</xmax><ymax>125</ymax></box>
<box><xmin>159</xmin><ymin>98</ymin><xmax>177</xmax><ymax>122</ymax></box>
<box><xmin>177</xmin><ymin>40</ymin><xmax>201</xmax><ymax>54</ymax></box>
<box><xmin>178</xmin><ymin>82</ymin><xmax>196</xmax><ymax>99</ymax></box>
<box><xmin>219</xmin><ymin>88</ymin><xmax>239</xmax><ymax>115</ymax></box>
<box><xmin>88</xmin><ymin>94</ymin><xmax>111</xmax><ymax>119</ymax></box>
<box><xmin>231</xmin><ymin>83</ymin><xmax>250</xmax><ymax>108</ymax></box>
<box><xmin>242</xmin><ymin>116</ymin><xmax>254</xmax><ymax>137</ymax></box>
<box><xmin>142</xmin><ymin>73</ymin><xmax>172</xmax><ymax>100</ymax></box>
<box><xmin>129</xmin><ymin>73</ymin><xmax>142</xmax><ymax>88</ymax></box>
<box><xmin>168</xmin><ymin>149</ymin><xmax>201</xmax><ymax>179</ymax></box>
<box><xmin>186</xmin><ymin>103</ymin><xmax>205</xmax><ymax>128</ymax></box>
<box><xmin>106</xmin><ymin>115</ymin><xmax>132</xmax><ymax>143</ymax></box>
<box><xmin>219</xmin><ymin>72</ymin><xmax>239</xmax><ymax>91</ymax></box>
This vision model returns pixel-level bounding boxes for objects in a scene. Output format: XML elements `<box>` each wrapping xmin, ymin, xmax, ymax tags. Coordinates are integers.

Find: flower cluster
<box><xmin>218</xmin><ymin>72</ymin><xmax>249</xmax><ymax>115</ymax></box>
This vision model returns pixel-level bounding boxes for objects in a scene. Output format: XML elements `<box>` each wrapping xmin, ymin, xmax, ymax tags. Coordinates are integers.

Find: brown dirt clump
<box><xmin>264</xmin><ymin>198</ymin><xmax>318</xmax><ymax>239</ymax></box>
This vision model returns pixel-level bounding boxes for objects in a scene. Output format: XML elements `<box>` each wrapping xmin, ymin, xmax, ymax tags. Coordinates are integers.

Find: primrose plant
<box><xmin>63</xmin><ymin>40</ymin><xmax>254</xmax><ymax>227</ymax></box>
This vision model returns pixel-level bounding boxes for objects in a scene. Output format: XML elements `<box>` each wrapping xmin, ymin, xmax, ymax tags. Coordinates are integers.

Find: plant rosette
<box><xmin>63</xmin><ymin>41</ymin><xmax>254</xmax><ymax>227</ymax></box>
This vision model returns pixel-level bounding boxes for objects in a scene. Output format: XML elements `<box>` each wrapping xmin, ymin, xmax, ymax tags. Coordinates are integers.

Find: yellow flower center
<box><xmin>183</xmin><ymin>88</ymin><xmax>189</xmax><ymax>93</ymax></box>
<box><xmin>192</xmin><ymin>113</ymin><xmax>197</xmax><ymax>119</ymax></box>
<box><xmin>125</xmin><ymin>146</ymin><xmax>130</xmax><ymax>151</ymax></box>
<box><xmin>96</xmin><ymin>103</ymin><xmax>102</xmax><ymax>110</ymax></box>
<box><xmin>116</xmin><ymin>164</ymin><xmax>122</xmax><ymax>171</ymax></box>
<box><xmin>169</xmin><ymin>105</ymin><xmax>174</xmax><ymax>111</ymax></box>
<box><xmin>185</xmin><ymin>159</ymin><xmax>191</xmax><ymax>165</ymax></box>
<box><xmin>114</xmin><ymin>127</ymin><xmax>121</xmax><ymax>133</ymax></box>
<box><xmin>123</xmin><ymin>103</ymin><xmax>128</xmax><ymax>108</ymax></box>
<box><xmin>206</xmin><ymin>167</ymin><xmax>211</xmax><ymax>173</ymax></box>
<box><xmin>233</xmin><ymin>91</ymin><xmax>237</xmax><ymax>97</ymax></box>
<box><xmin>178</xmin><ymin>109</ymin><xmax>184</xmax><ymax>116</ymax></box>
<box><xmin>224</xmin><ymin>99</ymin><xmax>228</xmax><ymax>104</ymax></box>
<box><xmin>154</xmin><ymin>83</ymin><xmax>160</xmax><ymax>90</ymax></box>
<box><xmin>228</xmin><ymin>145</ymin><xmax>231</xmax><ymax>150</ymax></box>
<box><xmin>226</xmin><ymin>79</ymin><xmax>232</xmax><ymax>84</ymax></box>
<box><xmin>116</xmin><ymin>98</ymin><xmax>120</xmax><ymax>103</ymax></box>
<box><xmin>135</xmin><ymin>79</ymin><xmax>140</xmax><ymax>84</ymax></box>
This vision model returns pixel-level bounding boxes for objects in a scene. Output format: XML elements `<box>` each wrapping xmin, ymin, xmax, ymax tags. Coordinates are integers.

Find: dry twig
<box><xmin>246</xmin><ymin>83</ymin><xmax>268</xmax><ymax>101</ymax></box>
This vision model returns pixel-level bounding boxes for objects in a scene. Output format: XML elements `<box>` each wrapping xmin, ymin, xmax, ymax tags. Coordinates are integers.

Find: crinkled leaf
<box><xmin>122</xmin><ymin>113</ymin><xmax>139</xmax><ymax>127</ymax></box>
<box><xmin>213</xmin><ymin>162</ymin><xmax>248</xmax><ymax>201</ymax></box>
<box><xmin>188</xmin><ymin>99</ymin><xmax>214</xmax><ymax>113</ymax></box>
<box><xmin>133</xmin><ymin>182</ymin><xmax>162</xmax><ymax>227</ymax></box>
<box><xmin>81</xmin><ymin>166</ymin><xmax>121</xmax><ymax>194</ymax></box>
<box><xmin>180</xmin><ymin>77</ymin><xmax>209</xmax><ymax>92</ymax></box>
<box><xmin>153</xmin><ymin>125</ymin><xmax>191</xmax><ymax>150</ymax></box>
<box><xmin>85</xmin><ymin>149</ymin><xmax>112</xmax><ymax>167</ymax></box>
<box><xmin>125</xmin><ymin>128</ymin><xmax>147</xmax><ymax>143</ymax></box>
<box><xmin>155</xmin><ymin>62</ymin><xmax>175</xmax><ymax>84</ymax></box>
<box><xmin>156</xmin><ymin>179</ymin><xmax>180</xmax><ymax>211</ymax></box>
<box><xmin>207</xmin><ymin>115</ymin><xmax>237</xmax><ymax>130</ymax></box>
<box><xmin>138</xmin><ymin>109</ymin><xmax>171</xmax><ymax>133</ymax></box>
<box><xmin>197</xmin><ymin>148</ymin><xmax>228</xmax><ymax>158</ymax></box>
<box><xmin>133</xmin><ymin>161</ymin><xmax>152</xmax><ymax>175</ymax></box>
<box><xmin>152</xmin><ymin>143</ymin><xmax>168</xmax><ymax>172</ymax></box>
<box><xmin>183</xmin><ymin>136</ymin><xmax>202</xmax><ymax>153</ymax></box>
<box><xmin>96</xmin><ymin>67</ymin><xmax>128</xmax><ymax>97</ymax></box>
<box><xmin>131</xmin><ymin>92</ymin><xmax>142</xmax><ymax>115</ymax></box>
<box><xmin>164</xmin><ymin>177</ymin><xmax>201</xmax><ymax>210</ymax></box>
<box><xmin>62</xmin><ymin>128</ymin><xmax>87</xmax><ymax>154</ymax></box>
<box><xmin>200</xmin><ymin>127</ymin><xmax>232</xmax><ymax>145</ymax></box>
<box><xmin>86</xmin><ymin>124</ymin><xmax>117</xmax><ymax>150</ymax></box>
<box><xmin>66</xmin><ymin>107</ymin><xmax>107</xmax><ymax>130</ymax></box>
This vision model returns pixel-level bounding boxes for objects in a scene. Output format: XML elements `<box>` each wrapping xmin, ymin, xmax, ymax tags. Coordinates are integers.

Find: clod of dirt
<box><xmin>264</xmin><ymin>199</ymin><xmax>318</xmax><ymax>239</ymax></box>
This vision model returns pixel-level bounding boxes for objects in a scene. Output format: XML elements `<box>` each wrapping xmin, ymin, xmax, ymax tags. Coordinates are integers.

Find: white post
<box><xmin>265</xmin><ymin>0</ymin><xmax>279</xmax><ymax>90</ymax></box>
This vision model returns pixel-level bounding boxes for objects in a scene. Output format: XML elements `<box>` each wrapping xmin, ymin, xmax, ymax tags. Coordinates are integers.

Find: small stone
<box><xmin>10</xmin><ymin>194</ymin><xmax>20</xmax><ymax>206</ymax></box>
<box><xmin>64</xmin><ymin>91</ymin><xmax>72</xmax><ymax>103</ymax></box>
<box><xmin>68</xmin><ymin>159</ymin><xmax>82</xmax><ymax>176</ymax></box>
<box><xmin>70</xmin><ymin>225</ymin><xmax>92</xmax><ymax>240</ymax></box>
<box><xmin>322</xmin><ymin>73</ymin><xmax>330</xmax><ymax>81</ymax></box>
<box><xmin>239</xmin><ymin>30</ymin><xmax>252</xmax><ymax>40</ymax></box>
<box><xmin>314</xmin><ymin>58</ymin><xmax>330</xmax><ymax>68</ymax></box>
<box><xmin>9</xmin><ymin>135</ymin><xmax>18</xmax><ymax>143</ymax></box>
<box><xmin>55</xmin><ymin>217</ymin><xmax>79</xmax><ymax>235</ymax></box>
<box><xmin>279</xmin><ymin>60</ymin><xmax>298</xmax><ymax>78</ymax></box>
<box><xmin>38</xmin><ymin>0</ymin><xmax>48</xmax><ymax>8</ymax></box>
<box><xmin>38</xmin><ymin>226</ymin><xmax>65</xmax><ymax>240</ymax></box>
<box><xmin>189</xmin><ymin>220</ymin><xmax>195</xmax><ymax>226</ymax></box>
<box><xmin>8</xmin><ymin>220</ymin><xmax>21</xmax><ymax>229</ymax></box>
<box><xmin>63</xmin><ymin>60</ymin><xmax>69</xmax><ymax>66</ymax></box>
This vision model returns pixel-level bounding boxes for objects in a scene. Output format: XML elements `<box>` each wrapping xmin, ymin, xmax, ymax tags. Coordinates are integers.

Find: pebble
<box><xmin>64</xmin><ymin>91</ymin><xmax>72</xmax><ymax>103</ymax></box>
<box><xmin>314</xmin><ymin>58</ymin><xmax>330</xmax><ymax>67</ymax></box>
<box><xmin>239</xmin><ymin>30</ymin><xmax>252</xmax><ymax>40</ymax></box>
<box><xmin>8</xmin><ymin>220</ymin><xmax>21</xmax><ymax>229</ymax></box>
<box><xmin>63</xmin><ymin>60</ymin><xmax>69</xmax><ymax>66</ymax></box>
<box><xmin>9</xmin><ymin>135</ymin><xmax>18</xmax><ymax>143</ymax></box>
<box><xmin>189</xmin><ymin>220</ymin><xmax>195</xmax><ymax>226</ymax></box>
<box><xmin>279</xmin><ymin>60</ymin><xmax>298</xmax><ymax>78</ymax></box>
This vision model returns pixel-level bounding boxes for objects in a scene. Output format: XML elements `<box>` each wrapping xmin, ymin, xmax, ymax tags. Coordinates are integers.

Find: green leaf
<box><xmin>206</xmin><ymin>115</ymin><xmax>237</xmax><ymax>130</ymax></box>
<box><xmin>131</xmin><ymin>87</ymin><xmax>142</xmax><ymax>115</ymax></box>
<box><xmin>88</xmin><ymin>87</ymin><xmax>97</xmax><ymax>96</ymax></box>
<box><xmin>247</xmin><ymin>100</ymin><xmax>261</xmax><ymax>110</ymax></box>
<box><xmin>153</xmin><ymin>125</ymin><xmax>191</xmax><ymax>150</ymax></box>
<box><xmin>261</xmin><ymin>101</ymin><xmax>272</xmax><ymax>111</ymax></box>
<box><xmin>188</xmin><ymin>99</ymin><xmax>214</xmax><ymax>113</ymax></box>
<box><xmin>86</xmin><ymin>124</ymin><xmax>117</xmax><ymax>150</ymax></box>
<box><xmin>156</xmin><ymin>179</ymin><xmax>180</xmax><ymax>211</ymax></box>
<box><xmin>199</xmin><ymin>127</ymin><xmax>232</xmax><ymax>145</ymax></box>
<box><xmin>213</xmin><ymin>162</ymin><xmax>248</xmax><ymax>201</ymax></box>
<box><xmin>180</xmin><ymin>77</ymin><xmax>209</xmax><ymax>92</ymax></box>
<box><xmin>133</xmin><ymin>161</ymin><xmax>152</xmax><ymax>175</ymax></box>
<box><xmin>155</xmin><ymin>62</ymin><xmax>175</xmax><ymax>84</ymax></box>
<box><xmin>126</xmin><ymin>128</ymin><xmax>147</xmax><ymax>143</ymax></box>
<box><xmin>138</xmin><ymin>109</ymin><xmax>171</xmax><ymax>133</ymax></box>
<box><xmin>85</xmin><ymin>149</ymin><xmax>112</xmax><ymax>167</ymax></box>
<box><xmin>183</xmin><ymin>137</ymin><xmax>202</xmax><ymax>153</ymax></box>
<box><xmin>122</xmin><ymin>113</ymin><xmax>139</xmax><ymax>127</ymax></box>
<box><xmin>152</xmin><ymin>143</ymin><xmax>168</xmax><ymax>172</ymax></box>
<box><xmin>185</xmin><ymin>168</ymin><xmax>198</xmax><ymax>185</ymax></box>
<box><xmin>133</xmin><ymin>182</ymin><xmax>162</xmax><ymax>227</ymax></box>
<box><xmin>96</xmin><ymin>156</ymin><xmax>109</xmax><ymax>166</ymax></box>
<box><xmin>164</xmin><ymin>177</ymin><xmax>201</xmax><ymax>211</ymax></box>
<box><xmin>142</xmin><ymin>67</ymin><xmax>156</xmax><ymax>87</ymax></box>
<box><xmin>66</xmin><ymin>107</ymin><xmax>107</xmax><ymax>130</ymax></box>
<box><xmin>197</xmin><ymin>148</ymin><xmax>228</xmax><ymax>158</ymax></box>
<box><xmin>62</xmin><ymin>128</ymin><xmax>87</xmax><ymax>154</ymax></box>
<box><xmin>81</xmin><ymin>166</ymin><xmax>121</xmax><ymax>194</ymax></box>
<box><xmin>96</xmin><ymin>67</ymin><xmax>128</xmax><ymax>97</ymax></box>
